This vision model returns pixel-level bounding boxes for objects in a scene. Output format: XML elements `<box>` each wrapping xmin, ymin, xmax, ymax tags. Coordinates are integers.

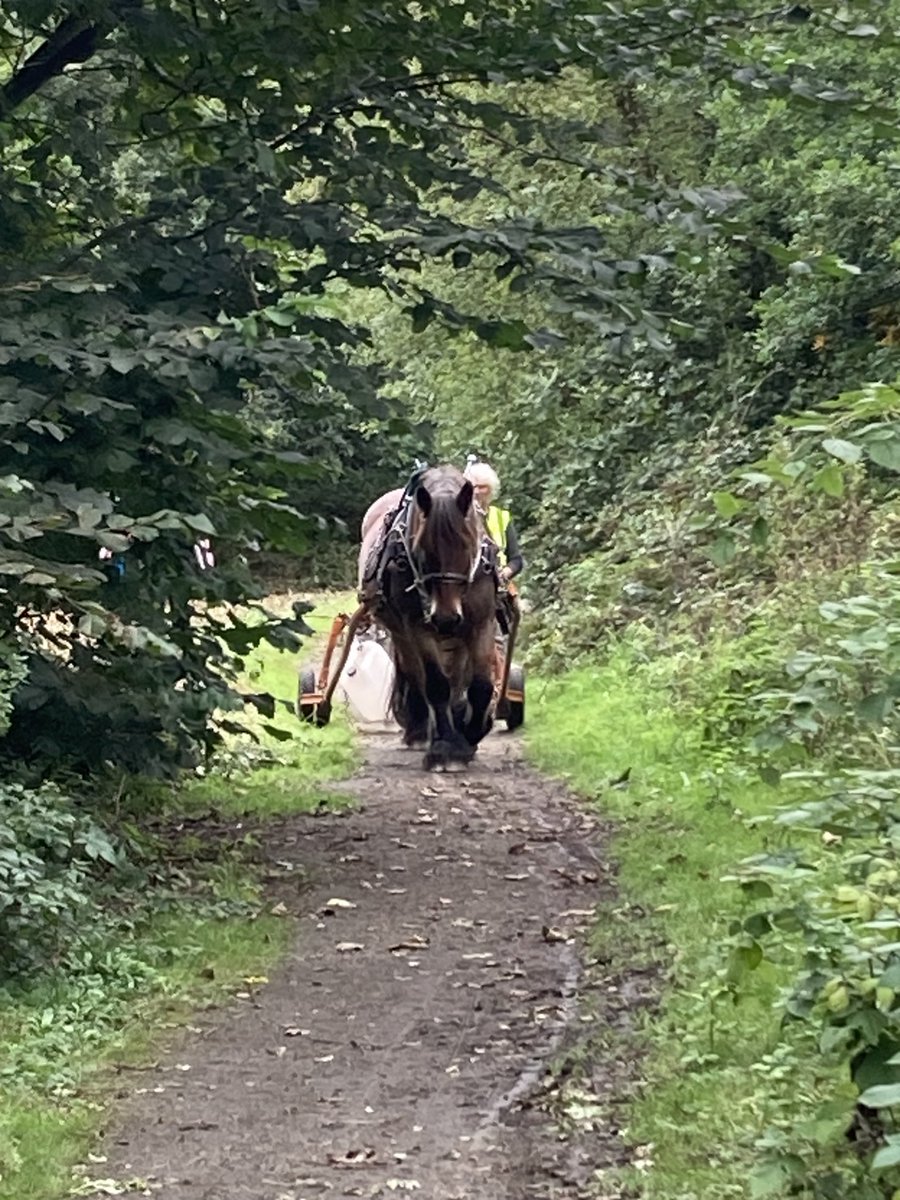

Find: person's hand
<box><xmin>499</xmin><ymin>567</ymin><xmax>511</xmax><ymax>586</ymax></box>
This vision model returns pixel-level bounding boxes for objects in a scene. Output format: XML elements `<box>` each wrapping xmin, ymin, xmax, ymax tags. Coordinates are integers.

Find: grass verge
<box><xmin>0</xmin><ymin>589</ymin><xmax>357</xmax><ymax>1200</ymax></box>
<box><xmin>526</xmin><ymin>641</ymin><xmax>845</xmax><ymax>1200</ymax></box>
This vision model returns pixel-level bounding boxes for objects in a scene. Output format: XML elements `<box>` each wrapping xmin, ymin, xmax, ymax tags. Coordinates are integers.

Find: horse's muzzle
<box><xmin>430</xmin><ymin>611</ymin><xmax>464</xmax><ymax>635</ymax></box>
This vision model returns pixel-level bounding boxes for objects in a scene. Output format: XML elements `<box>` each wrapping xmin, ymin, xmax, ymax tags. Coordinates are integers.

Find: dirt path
<box><xmin>88</xmin><ymin>733</ymin><xmax>649</xmax><ymax>1199</ymax></box>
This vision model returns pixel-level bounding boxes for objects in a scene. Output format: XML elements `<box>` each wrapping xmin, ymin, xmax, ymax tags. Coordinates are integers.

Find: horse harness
<box><xmin>364</xmin><ymin>483</ymin><xmax>497</xmax><ymax>620</ymax></box>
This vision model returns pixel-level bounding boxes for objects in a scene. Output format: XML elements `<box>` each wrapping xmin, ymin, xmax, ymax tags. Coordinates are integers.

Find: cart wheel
<box><xmin>297</xmin><ymin>668</ymin><xmax>332</xmax><ymax>727</ymax></box>
<box><xmin>505</xmin><ymin>664</ymin><xmax>525</xmax><ymax>731</ymax></box>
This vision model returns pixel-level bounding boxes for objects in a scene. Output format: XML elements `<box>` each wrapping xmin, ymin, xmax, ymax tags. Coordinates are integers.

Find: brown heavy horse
<box><xmin>359</xmin><ymin>465</ymin><xmax>498</xmax><ymax>770</ymax></box>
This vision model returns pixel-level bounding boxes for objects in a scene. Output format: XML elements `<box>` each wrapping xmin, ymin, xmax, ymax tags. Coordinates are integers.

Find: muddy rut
<box><xmin>86</xmin><ymin>732</ymin><xmax>649</xmax><ymax>1199</ymax></box>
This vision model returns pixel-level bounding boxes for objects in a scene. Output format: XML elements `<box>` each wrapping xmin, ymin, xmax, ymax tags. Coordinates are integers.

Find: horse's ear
<box><xmin>456</xmin><ymin>480</ymin><xmax>474</xmax><ymax>515</ymax></box>
<box><xmin>416</xmin><ymin>486</ymin><xmax>432</xmax><ymax>516</ymax></box>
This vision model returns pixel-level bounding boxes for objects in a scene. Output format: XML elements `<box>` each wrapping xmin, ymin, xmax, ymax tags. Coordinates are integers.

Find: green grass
<box><xmin>527</xmin><ymin>644</ymin><xmax>842</xmax><ymax>1200</ymax></box>
<box><xmin>0</xmin><ymin>589</ymin><xmax>359</xmax><ymax>1200</ymax></box>
<box><xmin>0</xmin><ymin>912</ymin><xmax>291</xmax><ymax>1200</ymax></box>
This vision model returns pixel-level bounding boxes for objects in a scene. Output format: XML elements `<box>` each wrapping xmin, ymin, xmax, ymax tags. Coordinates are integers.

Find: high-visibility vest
<box><xmin>485</xmin><ymin>506</ymin><xmax>511</xmax><ymax>566</ymax></box>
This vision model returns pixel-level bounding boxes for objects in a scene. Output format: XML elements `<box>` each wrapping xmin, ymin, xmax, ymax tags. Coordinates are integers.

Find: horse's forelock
<box><xmin>412</xmin><ymin>471</ymin><xmax>479</xmax><ymax>560</ymax></box>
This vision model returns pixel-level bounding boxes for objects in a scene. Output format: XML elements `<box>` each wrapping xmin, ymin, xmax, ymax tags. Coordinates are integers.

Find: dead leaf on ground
<box><xmin>326</xmin><ymin>1148</ymin><xmax>377</xmax><ymax>1168</ymax></box>
<box><xmin>335</xmin><ymin>942</ymin><xmax>365</xmax><ymax>953</ymax></box>
<box><xmin>542</xmin><ymin>925</ymin><xmax>569</xmax><ymax>943</ymax></box>
<box><xmin>284</xmin><ymin>1026</ymin><xmax>310</xmax><ymax>1037</ymax></box>
<box><xmin>389</xmin><ymin>935</ymin><xmax>430</xmax><ymax>953</ymax></box>
<box><xmin>507</xmin><ymin>842</ymin><xmax>529</xmax><ymax>855</ymax></box>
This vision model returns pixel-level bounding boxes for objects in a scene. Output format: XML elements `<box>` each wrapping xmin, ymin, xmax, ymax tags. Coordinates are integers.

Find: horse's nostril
<box><xmin>434</xmin><ymin>612</ymin><xmax>463</xmax><ymax>635</ymax></box>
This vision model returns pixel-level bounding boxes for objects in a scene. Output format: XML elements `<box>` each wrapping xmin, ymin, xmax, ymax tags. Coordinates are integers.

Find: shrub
<box><xmin>0</xmin><ymin>784</ymin><xmax>122</xmax><ymax>978</ymax></box>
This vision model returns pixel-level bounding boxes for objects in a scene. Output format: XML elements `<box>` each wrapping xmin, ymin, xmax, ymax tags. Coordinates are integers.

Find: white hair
<box><xmin>464</xmin><ymin>461</ymin><xmax>500</xmax><ymax>497</ymax></box>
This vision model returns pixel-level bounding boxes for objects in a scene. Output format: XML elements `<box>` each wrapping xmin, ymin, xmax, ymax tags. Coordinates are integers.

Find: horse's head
<box><xmin>412</xmin><ymin>469</ymin><xmax>480</xmax><ymax>635</ymax></box>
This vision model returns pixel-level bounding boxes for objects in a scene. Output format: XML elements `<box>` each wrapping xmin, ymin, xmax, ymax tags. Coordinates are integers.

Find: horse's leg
<box><xmin>423</xmin><ymin>657</ymin><xmax>474</xmax><ymax>770</ymax></box>
<box><xmin>462</xmin><ymin>623</ymin><xmax>496</xmax><ymax>747</ymax></box>
<box><xmin>392</xmin><ymin>666</ymin><xmax>429</xmax><ymax>746</ymax></box>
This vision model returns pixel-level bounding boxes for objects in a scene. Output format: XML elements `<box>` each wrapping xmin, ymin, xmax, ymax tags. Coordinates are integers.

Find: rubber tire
<box><xmin>297</xmin><ymin>667</ymin><xmax>332</xmax><ymax>727</ymax></box>
<box><xmin>505</xmin><ymin>664</ymin><xmax>525</xmax><ymax>731</ymax></box>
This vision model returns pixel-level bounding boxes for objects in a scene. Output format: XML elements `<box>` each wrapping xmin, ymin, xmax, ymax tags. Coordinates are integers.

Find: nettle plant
<box><xmin>713</xmin><ymin>382</ymin><xmax>900</xmax><ymax>1193</ymax></box>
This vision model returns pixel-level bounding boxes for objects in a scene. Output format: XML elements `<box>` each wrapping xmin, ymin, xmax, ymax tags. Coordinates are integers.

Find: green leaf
<box><xmin>822</xmin><ymin>437</ymin><xmax>862</xmax><ymax>464</ymax></box>
<box><xmin>183</xmin><ymin>513</ymin><xmax>217</xmax><ymax>535</ymax></box>
<box><xmin>857</xmin><ymin>691</ymin><xmax>893</xmax><ymax>724</ymax></box>
<box><xmin>872</xmin><ymin>1138</ymin><xmax>900</xmax><ymax>1170</ymax></box>
<box><xmin>866</xmin><ymin>437</ymin><xmax>900</xmax><ymax>472</ymax></box>
<box><xmin>712</xmin><ymin>491</ymin><xmax>743</xmax><ymax>518</ymax></box>
<box><xmin>749</xmin><ymin>1161</ymin><xmax>791</xmax><ymax>1197</ymax></box>
<box><xmin>750</xmin><ymin>516</ymin><xmax>769</xmax><ymax>547</ymax></box>
<box><xmin>77</xmin><ymin>613</ymin><xmax>107</xmax><ymax>638</ymax></box>
<box><xmin>857</xmin><ymin>1083</ymin><xmax>900</xmax><ymax>1109</ymax></box>
<box><xmin>813</xmin><ymin>463</ymin><xmax>844</xmax><ymax>497</ymax></box>
<box><xmin>262</xmin><ymin>723</ymin><xmax>294</xmax><ymax>742</ymax></box>
<box><xmin>108</xmin><ymin>348</ymin><xmax>136</xmax><ymax>374</ymax></box>
<box><xmin>708</xmin><ymin>533</ymin><xmax>737</xmax><ymax>566</ymax></box>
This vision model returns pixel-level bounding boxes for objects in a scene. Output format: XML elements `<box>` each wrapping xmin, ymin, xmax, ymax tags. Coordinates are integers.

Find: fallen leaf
<box><xmin>335</xmin><ymin>942</ymin><xmax>365</xmax><ymax>953</ymax></box>
<box><xmin>542</xmin><ymin>925</ymin><xmax>568</xmax><ymax>943</ymax></box>
<box><xmin>386</xmin><ymin>1182</ymin><xmax>421</xmax><ymax>1192</ymax></box>
<box><xmin>325</xmin><ymin>897</ymin><xmax>356</xmax><ymax>909</ymax></box>
<box><xmin>242</xmin><ymin>975</ymin><xmax>269</xmax><ymax>985</ymax></box>
<box><xmin>270</xmin><ymin>901</ymin><xmax>289</xmax><ymax>916</ymax></box>
<box><xmin>283</xmin><ymin>1027</ymin><xmax>311</xmax><ymax>1037</ymax></box>
<box><xmin>389</xmin><ymin>935</ymin><xmax>430</xmax><ymax>953</ymax></box>
<box><xmin>326</xmin><ymin>1148</ymin><xmax>377</xmax><ymax>1167</ymax></box>
<box><xmin>507</xmin><ymin>843</ymin><xmax>529</xmax><ymax>855</ymax></box>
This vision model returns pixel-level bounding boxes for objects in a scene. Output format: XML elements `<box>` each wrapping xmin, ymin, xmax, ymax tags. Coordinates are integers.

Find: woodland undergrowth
<box><xmin>528</xmin><ymin>381</ymin><xmax>900</xmax><ymax>1198</ymax></box>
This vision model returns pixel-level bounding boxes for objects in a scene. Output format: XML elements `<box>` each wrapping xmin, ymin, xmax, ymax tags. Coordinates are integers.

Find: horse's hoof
<box><xmin>424</xmin><ymin>739</ymin><xmax>455</xmax><ymax>770</ymax></box>
<box><xmin>424</xmin><ymin>736</ymin><xmax>475</xmax><ymax>770</ymax></box>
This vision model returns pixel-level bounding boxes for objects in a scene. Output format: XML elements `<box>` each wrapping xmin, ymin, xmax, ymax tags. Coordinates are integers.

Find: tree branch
<box><xmin>0</xmin><ymin>15</ymin><xmax>103</xmax><ymax>119</ymax></box>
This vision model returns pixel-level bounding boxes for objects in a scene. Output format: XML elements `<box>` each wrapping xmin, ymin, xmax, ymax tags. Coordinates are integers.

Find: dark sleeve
<box><xmin>504</xmin><ymin>521</ymin><xmax>524</xmax><ymax>578</ymax></box>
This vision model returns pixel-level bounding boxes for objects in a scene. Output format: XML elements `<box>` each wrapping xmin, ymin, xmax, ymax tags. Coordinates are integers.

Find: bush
<box><xmin>0</xmin><ymin>784</ymin><xmax>122</xmax><ymax>978</ymax></box>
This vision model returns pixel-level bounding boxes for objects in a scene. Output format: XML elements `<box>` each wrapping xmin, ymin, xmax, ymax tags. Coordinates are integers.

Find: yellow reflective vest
<box><xmin>485</xmin><ymin>505</ymin><xmax>511</xmax><ymax>566</ymax></box>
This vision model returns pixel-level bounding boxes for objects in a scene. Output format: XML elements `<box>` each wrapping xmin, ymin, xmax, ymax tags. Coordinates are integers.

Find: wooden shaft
<box><xmin>321</xmin><ymin>603</ymin><xmax>369</xmax><ymax>708</ymax></box>
<box><xmin>317</xmin><ymin>613</ymin><xmax>349</xmax><ymax>690</ymax></box>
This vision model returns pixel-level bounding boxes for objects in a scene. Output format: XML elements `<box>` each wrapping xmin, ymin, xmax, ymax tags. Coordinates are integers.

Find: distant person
<box><xmin>463</xmin><ymin>460</ymin><xmax>524</xmax><ymax>587</ymax></box>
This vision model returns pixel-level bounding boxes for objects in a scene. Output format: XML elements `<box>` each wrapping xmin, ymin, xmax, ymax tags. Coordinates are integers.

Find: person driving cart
<box><xmin>463</xmin><ymin>460</ymin><xmax>524</xmax><ymax>587</ymax></box>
